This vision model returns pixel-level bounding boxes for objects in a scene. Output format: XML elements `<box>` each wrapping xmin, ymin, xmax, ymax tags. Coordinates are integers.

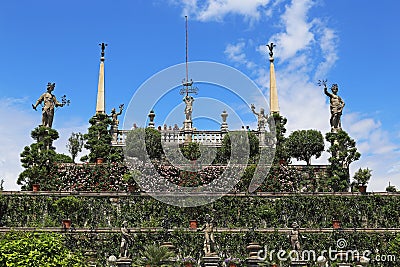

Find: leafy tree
<box><xmin>215</xmin><ymin>131</ymin><xmax>259</xmax><ymax>164</ymax></box>
<box><xmin>181</xmin><ymin>142</ymin><xmax>201</xmax><ymax>160</ymax></box>
<box><xmin>125</xmin><ymin>127</ymin><xmax>163</xmax><ymax>160</ymax></box>
<box><xmin>67</xmin><ymin>132</ymin><xmax>84</xmax><ymax>162</ymax></box>
<box><xmin>0</xmin><ymin>232</ymin><xmax>88</xmax><ymax>266</ymax></box>
<box><xmin>286</xmin><ymin>129</ymin><xmax>324</xmax><ymax>165</ymax></box>
<box><xmin>81</xmin><ymin>113</ymin><xmax>123</xmax><ymax>163</ymax></box>
<box><xmin>55</xmin><ymin>153</ymin><xmax>73</xmax><ymax>163</ymax></box>
<box><xmin>268</xmin><ymin>113</ymin><xmax>290</xmax><ymax>164</ymax></box>
<box><xmin>18</xmin><ymin>126</ymin><xmax>60</xmax><ymax>190</ymax></box>
<box><xmin>326</xmin><ymin>131</ymin><xmax>361</xmax><ymax>192</ymax></box>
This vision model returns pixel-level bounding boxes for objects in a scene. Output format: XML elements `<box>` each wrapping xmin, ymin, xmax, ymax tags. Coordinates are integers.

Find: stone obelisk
<box><xmin>268</xmin><ymin>43</ymin><xmax>279</xmax><ymax>115</ymax></box>
<box><xmin>96</xmin><ymin>43</ymin><xmax>107</xmax><ymax>115</ymax></box>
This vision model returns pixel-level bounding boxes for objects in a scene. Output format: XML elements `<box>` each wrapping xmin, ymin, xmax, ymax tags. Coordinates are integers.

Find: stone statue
<box><xmin>321</xmin><ymin>80</ymin><xmax>345</xmax><ymax>133</ymax></box>
<box><xmin>32</xmin><ymin>82</ymin><xmax>65</xmax><ymax>128</ymax></box>
<box><xmin>119</xmin><ymin>221</ymin><xmax>132</xmax><ymax>258</ymax></box>
<box><xmin>288</xmin><ymin>222</ymin><xmax>303</xmax><ymax>252</ymax></box>
<box><xmin>183</xmin><ymin>95</ymin><xmax>194</xmax><ymax>121</ymax></box>
<box><xmin>198</xmin><ymin>214</ymin><xmax>217</xmax><ymax>256</ymax></box>
<box><xmin>109</xmin><ymin>104</ymin><xmax>124</xmax><ymax>126</ymax></box>
<box><xmin>251</xmin><ymin>104</ymin><xmax>268</xmax><ymax>131</ymax></box>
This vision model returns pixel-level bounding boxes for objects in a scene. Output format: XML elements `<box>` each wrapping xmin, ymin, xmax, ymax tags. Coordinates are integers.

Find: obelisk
<box><xmin>96</xmin><ymin>43</ymin><xmax>107</xmax><ymax>114</ymax></box>
<box><xmin>267</xmin><ymin>43</ymin><xmax>279</xmax><ymax>115</ymax></box>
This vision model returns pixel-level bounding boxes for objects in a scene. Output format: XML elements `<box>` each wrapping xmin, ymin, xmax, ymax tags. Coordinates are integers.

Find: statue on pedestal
<box><xmin>119</xmin><ymin>221</ymin><xmax>132</xmax><ymax>259</ymax></box>
<box><xmin>251</xmin><ymin>104</ymin><xmax>268</xmax><ymax>131</ymax></box>
<box><xmin>198</xmin><ymin>214</ymin><xmax>217</xmax><ymax>256</ymax></box>
<box><xmin>320</xmin><ymin>80</ymin><xmax>345</xmax><ymax>133</ymax></box>
<box><xmin>32</xmin><ymin>82</ymin><xmax>68</xmax><ymax>128</ymax></box>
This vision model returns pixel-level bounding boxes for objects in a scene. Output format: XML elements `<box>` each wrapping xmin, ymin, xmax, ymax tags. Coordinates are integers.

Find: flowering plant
<box><xmin>224</xmin><ymin>257</ymin><xmax>241</xmax><ymax>266</ymax></box>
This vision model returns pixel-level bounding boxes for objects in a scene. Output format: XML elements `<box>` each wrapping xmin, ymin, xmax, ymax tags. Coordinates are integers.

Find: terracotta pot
<box><xmin>229</xmin><ymin>264</ymin><xmax>237</xmax><ymax>267</ymax></box>
<box><xmin>96</xmin><ymin>158</ymin><xmax>104</xmax><ymax>164</ymax></box>
<box><xmin>189</xmin><ymin>219</ymin><xmax>197</xmax><ymax>229</ymax></box>
<box><xmin>128</xmin><ymin>185</ymin><xmax>135</xmax><ymax>192</ymax></box>
<box><xmin>32</xmin><ymin>184</ymin><xmax>40</xmax><ymax>192</ymax></box>
<box><xmin>332</xmin><ymin>219</ymin><xmax>341</xmax><ymax>229</ymax></box>
<box><xmin>62</xmin><ymin>219</ymin><xmax>72</xmax><ymax>229</ymax></box>
<box><xmin>358</xmin><ymin>185</ymin><xmax>367</xmax><ymax>194</ymax></box>
<box><xmin>185</xmin><ymin>263</ymin><xmax>193</xmax><ymax>267</ymax></box>
<box><xmin>271</xmin><ymin>264</ymin><xmax>278</xmax><ymax>267</ymax></box>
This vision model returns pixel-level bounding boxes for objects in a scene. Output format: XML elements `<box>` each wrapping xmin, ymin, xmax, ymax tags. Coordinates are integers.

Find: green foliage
<box><xmin>386</xmin><ymin>183</ymin><xmax>397</xmax><ymax>192</ymax></box>
<box><xmin>352</xmin><ymin>168</ymin><xmax>372</xmax><ymax>186</ymax></box>
<box><xmin>0</xmin><ymin>232</ymin><xmax>88</xmax><ymax>267</ymax></box>
<box><xmin>67</xmin><ymin>132</ymin><xmax>84</xmax><ymax>162</ymax></box>
<box><xmin>326</xmin><ymin>131</ymin><xmax>361</xmax><ymax>192</ymax></box>
<box><xmin>269</xmin><ymin>113</ymin><xmax>290</xmax><ymax>164</ymax></box>
<box><xmin>81</xmin><ymin>113</ymin><xmax>124</xmax><ymax>163</ymax></box>
<box><xmin>55</xmin><ymin>153</ymin><xmax>73</xmax><ymax>163</ymax></box>
<box><xmin>133</xmin><ymin>244</ymin><xmax>175</xmax><ymax>266</ymax></box>
<box><xmin>18</xmin><ymin>126</ymin><xmax>60</xmax><ymax>190</ymax></box>
<box><xmin>53</xmin><ymin>196</ymin><xmax>83</xmax><ymax>220</ymax></box>
<box><xmin>181</xmin><ymin>142</ymin><xmax>201</xmax><ymax>160</ymax></box>
<box><xmin>286</xmin><ymin>129</ymin><xmax>324</xmax><ymax>165</ymax></box>
<box><xmin>215</xmin><ymin>131</ymin><xmax>259</xmax><ymax>164</ymax></box>
<box><xmin>125</xmin><ymin>127</ymin><xmax>164</xmax><ymax>160</ymax></box>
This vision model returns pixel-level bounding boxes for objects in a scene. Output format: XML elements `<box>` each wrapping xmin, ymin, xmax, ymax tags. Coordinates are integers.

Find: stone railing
<box><xmin>111</xmin><ymin>128</ymin><xmax>272</xmax><ymax>147</ymax></box>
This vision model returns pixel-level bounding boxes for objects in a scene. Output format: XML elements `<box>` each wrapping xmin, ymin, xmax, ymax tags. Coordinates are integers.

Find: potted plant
<box><xmin>353</xmin><ymin>168</ymin><xmax>372</xmax><ymax>194</ymax></box>
<box><xmin>53</xmin><ymin>196</ymin><xmax>82</xmax><ymax>229</ymax></box>
<box><xmin>133</xmin><ymin>245</ymin><xmax>175</xmax><ymax>267</ymax></box>
<box><xmin>224</xmin><ymin>257</ymin><xmax>241</xmax><ymax>267</ymax></box>
<box><xmin>181</xmin><ymin>257</ymin><xmax>196</xmax><ymax>267</ymax></box>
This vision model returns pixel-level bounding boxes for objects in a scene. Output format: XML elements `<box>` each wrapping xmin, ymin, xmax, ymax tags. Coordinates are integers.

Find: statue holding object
<box><xmin>109</xmin><ymin>104</ymin><xmax>124</xmax><ymax>126</ymax></box>
<box><xmin>32</xmin><ymin>82</ymin><xmax>69</xmax><ymax>128</ymax></box>
<box><xmin>319</xmin><ymin>80</ymin><xmax>345</xmax><ymax>133</ymax></box>
<box><xmin>251</xmin><ymin>104</ymin><xmax>268</xmax><ymax>131</ymax></box>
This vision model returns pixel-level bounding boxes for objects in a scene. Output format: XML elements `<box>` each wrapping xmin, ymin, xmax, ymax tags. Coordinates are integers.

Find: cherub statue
<box><xmin>198</xmin><ymin>214</ymin><xmax>217</xmax><ymax>256</ymax></box>
<box><xmin>119</xmin><ymin>221</ymin><xmax>132</xmax><ymax>258</ymax></box>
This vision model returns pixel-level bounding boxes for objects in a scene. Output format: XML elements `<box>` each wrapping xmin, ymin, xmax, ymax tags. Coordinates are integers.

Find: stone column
<box><xmin>245</xmin><ymin>242</ymin><xmax>262</xmax><ymax>267</ymax></box>
<box><xmin>203</xmin><ymin>256</ymin><xmax>220</xmax><ymax>267</ymax></box>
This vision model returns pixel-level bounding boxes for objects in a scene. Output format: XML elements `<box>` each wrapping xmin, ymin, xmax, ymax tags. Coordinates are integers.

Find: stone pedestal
<box><xmin>246</xmin><ymin>242</ymin><xmax>262</xmax><ymax>267</ymax></box>
<box><xmin>116</xmin><ymin>257</ymin><xmax>132</xmax><ymax>267</ymax></box>
<box><xmin>203</xmin><ymin>256</ymin><xmax>220</xmax><ymax>267</ymax></box>
<box><xmin>290</xmin><ymin>260</ymin><xmax>309</xmax><ymax>267</ymax></box>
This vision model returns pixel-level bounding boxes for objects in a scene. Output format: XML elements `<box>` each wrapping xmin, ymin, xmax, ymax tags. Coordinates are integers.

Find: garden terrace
<box><xmin>1</xmin><ymin>192</ymin><xmax>399</xmax><ymax>266</ymax></box>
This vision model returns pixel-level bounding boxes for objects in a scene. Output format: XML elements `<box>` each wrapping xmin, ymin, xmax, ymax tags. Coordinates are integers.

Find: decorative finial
<box><xmin>99</xmin><ymin>42</ymin><xmax>108</xmax><ymax>58</ymax></box>
<box><xmin>266</xmin><ymin>42</ymin><xmax>276</xmax><ymax>58</ymax></box>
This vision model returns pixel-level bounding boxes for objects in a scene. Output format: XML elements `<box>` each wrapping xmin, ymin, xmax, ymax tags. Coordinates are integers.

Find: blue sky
<box><xmin>1</xmin><ymin>0</ymin><xmax>400</xmax><ymax>191</ymax></box>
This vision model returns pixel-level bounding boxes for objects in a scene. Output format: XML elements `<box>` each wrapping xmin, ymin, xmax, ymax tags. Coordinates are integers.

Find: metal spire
<box><xmin>180</xmin><ymin>16</ymin><xmax>198</xmax><ymax>96</ymax></box>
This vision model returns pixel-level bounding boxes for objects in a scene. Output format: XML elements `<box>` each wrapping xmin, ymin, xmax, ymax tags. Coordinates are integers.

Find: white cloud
<box><xmin>270</xmin><ymin>0</ymin><xmax>315</xmax><ymax>61</ymax></box>
<box><xmin>224</xmin><ymin>41</ymin><xmax>256</xmax><ymax>69</ymax></box>
<box><xmin>177</xmin><ymin>0</ymin><xmax>272</xmax><ymax>22</ymax></box>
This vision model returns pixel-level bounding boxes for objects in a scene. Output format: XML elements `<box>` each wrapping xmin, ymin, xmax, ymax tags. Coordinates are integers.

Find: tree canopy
<box><xmin>286</xmin><ymin>129</ymin><xmax>325</xmax><ymax>165</ymax></box>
